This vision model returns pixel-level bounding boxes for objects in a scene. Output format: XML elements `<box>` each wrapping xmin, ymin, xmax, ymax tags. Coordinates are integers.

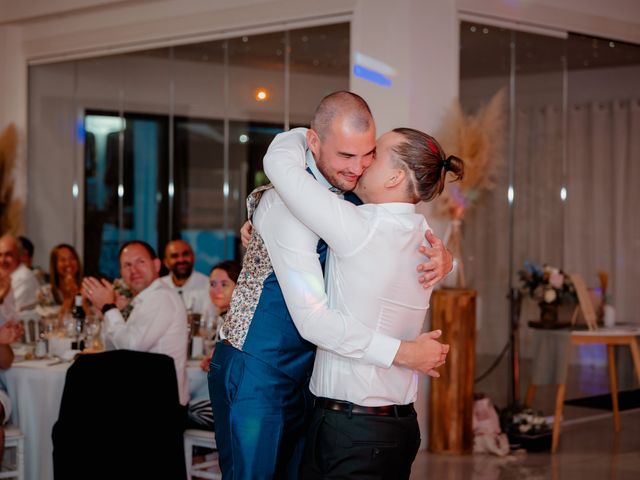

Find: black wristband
<box><xmin>101</xmin><ymin>303</ymin><xmax>117</xmax><ymax>315</ymax></box>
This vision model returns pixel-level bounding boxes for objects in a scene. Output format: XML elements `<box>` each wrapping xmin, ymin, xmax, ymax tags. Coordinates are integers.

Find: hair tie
<box><xmin>442</xmin><ymin>157</ymin><xmax>451</xmax><ymax>171</ymax></box>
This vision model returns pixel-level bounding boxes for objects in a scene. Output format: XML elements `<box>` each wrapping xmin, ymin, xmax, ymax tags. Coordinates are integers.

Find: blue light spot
<box><xmin>76</xmin><ymin>119</ymin><xmax>85</xmax><ymax>143</ymax></box>
<box><xmin>353</xmin><ymin>65</ymin><xmax>392</xmax><ymax>87</ymax></box>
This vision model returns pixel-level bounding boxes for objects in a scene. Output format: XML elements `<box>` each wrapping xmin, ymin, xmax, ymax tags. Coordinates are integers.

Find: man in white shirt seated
<box><xmin>161</xmin><ymin>240</ymin><xmax>211</xmax><ymax>316</ymax></box>
<box><xmin>0</xmin><ymin>273</ymin><xmax>24</xmax><ymax>467</ymax></box>
<box><xmin>0</xmin><ymin>235</ymin><xmax>40</xmax><ymax>311</ymax></box>
<box><xmin>82</xmin><ymin>240</ymin><xmax>189</xmax><ymax>407</ymax></box>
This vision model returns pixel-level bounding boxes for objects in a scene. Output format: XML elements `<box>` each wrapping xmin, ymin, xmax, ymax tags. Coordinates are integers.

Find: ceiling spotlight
<box><xmin>239</xmin><ymin>134</ymin><xmax>249</xmax><ymax>144</ymax></box>
<box><xmin>255</xmin><ymin>88</ymin><xmax>269</xmax><ymax>101</ymax></box>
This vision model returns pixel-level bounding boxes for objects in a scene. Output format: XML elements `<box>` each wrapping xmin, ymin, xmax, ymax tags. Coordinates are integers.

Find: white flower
<box><xmin>543</xmin><ymin>288</ymin><xmax>557</xmax><ymax>303</ymax></box>
<box><xmin>549</xmin><ymin>271</ymin><xmax>564</xmax><ymax>289</ymax></box>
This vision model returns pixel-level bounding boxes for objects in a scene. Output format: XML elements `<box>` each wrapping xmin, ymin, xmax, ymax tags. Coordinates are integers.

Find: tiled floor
<box><xmin>411</xmin><ymin>357</ymin><xmax>640</xmax><ymax>479</ymax></box>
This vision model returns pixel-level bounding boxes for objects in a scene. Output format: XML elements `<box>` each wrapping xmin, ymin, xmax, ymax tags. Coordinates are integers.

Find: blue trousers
<box><xmin>208</xmin><ymin>341</ymin><xmax>313</xmax><ymax>480</ymax></box>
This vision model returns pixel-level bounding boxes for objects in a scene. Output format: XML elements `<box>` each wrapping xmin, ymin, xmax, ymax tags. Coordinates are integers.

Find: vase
<box><xmin>538</xmin><ymin>302</ymin><xmax>558</xmax><ymax>325</ymax></box>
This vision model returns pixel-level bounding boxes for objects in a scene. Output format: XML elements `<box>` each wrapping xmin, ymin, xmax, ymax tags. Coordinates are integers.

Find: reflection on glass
<box><xmin>84</xmin><ymin>113</ymin><xmax>168</xmax><ymax>278</ymax></box>
<box><xmin>29</xmin><ymin>23</ymin><xmax>350</xmax><ymax>280</ymax></box>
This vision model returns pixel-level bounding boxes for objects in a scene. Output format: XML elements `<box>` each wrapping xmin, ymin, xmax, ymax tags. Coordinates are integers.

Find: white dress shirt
<box><xmin>103</xmin><ymin>278</ymin><xmax>189</xmax><ymax>405</ymax></box>
<box><xmin>161</xmin><ymin>271</ymin><xmax>212</xmax><ymax>316</ymax></box>
<box><xmin>254</xmin><ymin>153</ymin><xmax>401</xmax><ymax>369</ymax></box>
<box><xmin>10</xmin><ymin>264</ymin><xmax>39</xmax><ymax>311</ymax></box>
<box><xmin>263</xmin><ymin>128</ymin><xmax>433</xmax><ymax>406</ymax></box>
<box><xmin>0</xmin><ymin>291</ymin><xmax>16</xmax><ymax>323</ymax></box>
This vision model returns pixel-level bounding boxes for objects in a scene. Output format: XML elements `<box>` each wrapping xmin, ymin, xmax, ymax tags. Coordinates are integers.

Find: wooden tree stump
<box><xmin>428</xmin><ymin>288</ymin><xmax>477</xmax><ymax>454</ymax></box>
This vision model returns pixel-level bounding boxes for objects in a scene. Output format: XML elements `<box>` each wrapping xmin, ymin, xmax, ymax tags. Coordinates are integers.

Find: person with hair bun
<box><xmin>262</xmin><ymin>127</ymin><xmax>463</xmax><ymax>479</ymax></box>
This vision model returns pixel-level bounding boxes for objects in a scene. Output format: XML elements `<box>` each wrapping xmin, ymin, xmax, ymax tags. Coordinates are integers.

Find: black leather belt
<box><xmin>315</xmin><ymin>397</ymin><xmax>415</xmax><ymax>417</ymax></box>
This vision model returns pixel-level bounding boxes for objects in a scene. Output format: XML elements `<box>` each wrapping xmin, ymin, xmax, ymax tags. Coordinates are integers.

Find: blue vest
<box><xmin>242</xmin><ymin>191</ymin><xmax>363</xmax><ymax>385</ymax></box>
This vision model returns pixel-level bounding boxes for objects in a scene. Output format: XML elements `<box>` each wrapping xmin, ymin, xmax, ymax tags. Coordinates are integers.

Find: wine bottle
<box><xmin>71</xmin><ymin>294</ymin><xmax>86</xmax><ymax>351</ymax></box>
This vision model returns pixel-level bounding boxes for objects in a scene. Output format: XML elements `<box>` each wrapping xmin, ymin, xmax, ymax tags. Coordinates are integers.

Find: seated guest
<box><xmin>199</xmin><ymin>260</ymin><xmax>241</xmax><ymax>372</ymax></box>
<box><xmin>161</xmin><ymin>240</ymin><xmax>211</xmax><ymax>316</ymax></box>
<box><xmin>36</xmin><ymin>244</ymin><xmax>84</xmax><ymax>318</ymax></box>
<box><xmin>190</xmin><ymin>260</ymin><xmax>241</xmax><ymax>429</ymax></box>
<box><xmin>0</xmin><ymin>273</ymin><xmax>24</xmax><ymax>467</ymax></box>
<box><xmin>82</xmin><ymin>241</ymin><xmax>189</xmax><ymax>406</ymax></box>
<box><xmin>17</xmin><ymin>236</ymin><xmax>46</xmax><ymax>284</ymax></box>
<box><xmin>0</xmin><ymin>235</ymin><xmax>39</xmax><ymax>311</ymax></box>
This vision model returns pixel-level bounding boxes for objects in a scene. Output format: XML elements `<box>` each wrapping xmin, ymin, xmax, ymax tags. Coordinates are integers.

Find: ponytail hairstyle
<box><xmin>391</xmin><ymin>128</ymin><xmax>464</xmax><ymax>203</ymax></box>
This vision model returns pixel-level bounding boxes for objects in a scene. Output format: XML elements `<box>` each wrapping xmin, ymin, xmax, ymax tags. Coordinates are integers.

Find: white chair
<box><xmin>18</xmin><ymin>310</ymin><xmax>40</xmax><ymax>344</ymax></box>
<box><xmin>0</xmin><ymin>426</ymin><xmax>24</xmax><ymax>480</ymax></box>
<box><xmin>184</xmin><ymin>428</ymin><xmax>221</xmax><ymax>479</ymax></box>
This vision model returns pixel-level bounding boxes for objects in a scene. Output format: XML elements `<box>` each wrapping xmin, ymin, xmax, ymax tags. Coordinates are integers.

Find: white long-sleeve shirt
<box><xmin>161</xmin><ymin>271</ymin><xmax>213</xmax><ymax>317</ymax></box>
<box><xmin>10</xmin><ymin>264</ymin><xmax>39</xmax><ymax>311</ymax></box>
<box><xmin>263</xmin><ymin>128</ymin><xmax>433</xmax><ymax>406</ymax></box>
<box><xmin>103</xmin><ymin>278</ymin><xmax>189</xmax><ymax>405</ymax></box>
<box><xmin>253</xmin><ymin>155</ymin><xmax>400</xmax><ymax>369</ymax></box>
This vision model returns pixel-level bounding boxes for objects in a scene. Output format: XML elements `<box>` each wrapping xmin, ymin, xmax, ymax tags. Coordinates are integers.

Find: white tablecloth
<box><xmin>5</xmin><ymin>357</ymin><xmax>207</xmax><ymax>480</ymax></box>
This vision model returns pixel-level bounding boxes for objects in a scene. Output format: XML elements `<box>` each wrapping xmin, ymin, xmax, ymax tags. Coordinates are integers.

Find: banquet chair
<box><xmin>17</xmin><ymin>310</ymin><xmax>40</xmax><ymax>344</ymax></box>
<box><xmin>52</xmin><ymin>350</ymin><xmax>186</xmax><ymax>480</ymax></box>
<box><xmin>0</xmin><ymin>426</ymin><xmax>24</xmax><ymax>480</ymax></box>
<box><xmin>184</xmin><ymin>428</ymin><xmax>221</xmax><ymax>479</ymax></box>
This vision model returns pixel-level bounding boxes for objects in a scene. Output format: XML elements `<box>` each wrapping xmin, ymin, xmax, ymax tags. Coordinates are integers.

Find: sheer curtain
<box><xmin>464</xmin><ymin>98</ymin><xmax>640</xmax><ymax>362</ymax></box>
<box><xmin>565</xmin><ymin>99</ymin><xmax>640</xmax><ymax>325</ymax></box>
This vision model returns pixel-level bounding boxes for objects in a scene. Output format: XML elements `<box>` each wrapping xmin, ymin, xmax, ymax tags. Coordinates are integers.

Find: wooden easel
<box><xmin>569</xmin><ymin>273</ymin><xmax>598</xmax><ymax>331</ymax></box>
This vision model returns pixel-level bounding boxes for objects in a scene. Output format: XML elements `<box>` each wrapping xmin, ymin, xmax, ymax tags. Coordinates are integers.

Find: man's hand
<box><xmin>417</xmin><ymin>230</ymin><xmax>453</xmax><ymax>289</ymax></box>
<box><xmin>0</xmin><ymin>273</ymin><xmax>11</xmax><ymax>303</ymax></box>
<box><xmin>82</xmin><ymin>277</ymin><xmax>116</xmax><ymax>312</ymax></box>
<box><xmin>394</xmin><ymin>329</ymin><xmax>449</xmax><ymax>377</ymax></box>
<box><xmin>240</xmin><ymin>221</ymin><xmax>253</xmax><ymax>248</ymax></box>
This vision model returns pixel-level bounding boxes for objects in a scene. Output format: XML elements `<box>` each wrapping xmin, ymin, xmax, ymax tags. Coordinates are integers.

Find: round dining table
<box><xmin>5</xmin><ymin>355</ymin><xmax>208</xmax><ymax>480</ymax></box>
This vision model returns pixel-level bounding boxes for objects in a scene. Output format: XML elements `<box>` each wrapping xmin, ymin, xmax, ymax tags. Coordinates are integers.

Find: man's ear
<box><xmin>307</xmin><ymin>129</ymin><xmax>320</xmax><ymax>157</ymax></box>
<box><xmin>153</xmin><ymin>258</ymin><xmax>162</xmax><ymax>274</ymax></box>
<box><xmin>384</xmin><ymin>169</ymin><xmax>406</xmax><ymax>188</ymax></box>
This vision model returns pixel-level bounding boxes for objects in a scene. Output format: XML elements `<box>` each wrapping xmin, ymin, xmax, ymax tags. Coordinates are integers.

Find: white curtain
<box><xmin>464</xmin><ymin>98</ymin><xmax>640</xmax><ymax>361</ymax></box>
<box><xmin>565</xmin><ymin>99</ymin><xmax>640</xmax><ymax>325</ymax></box>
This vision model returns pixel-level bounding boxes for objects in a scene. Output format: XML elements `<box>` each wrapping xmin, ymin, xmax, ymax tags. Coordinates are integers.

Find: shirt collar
<box><xmin>377</xmin><ymin>202</ymin><xmax>416</xmax><ymax>214</ymax></box>
<box><xmin>132</xmin><ymin>277</ymin><xmax>164</xmax><ymax>304</ymax></box>
<box><xmin>306</xmin><ymin>149</ymin><xmax>333</xmax><ymax>190</ymax></box>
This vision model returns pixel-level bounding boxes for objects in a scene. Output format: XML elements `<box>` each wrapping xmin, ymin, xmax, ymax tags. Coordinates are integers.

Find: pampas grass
<box><xmin>434</xmin><ymin>88</ymin><xmax>507</xmax><ymax>220</ymax></box>
<box><xmin>0</xmin><ymin>123</ymin><xmax>23</xmax><ymax>234</ymax></box>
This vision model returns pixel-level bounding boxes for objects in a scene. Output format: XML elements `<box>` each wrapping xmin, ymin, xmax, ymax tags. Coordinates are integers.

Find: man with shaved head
<box><xmin>161</xmin><ymin>239</ymin><xmax>211</xmax><ymax>316</ymax></box>
<box><xmin>209</xmin><ymin>91</ymin><xmax>453</xmax><ymax>479</ymax></box>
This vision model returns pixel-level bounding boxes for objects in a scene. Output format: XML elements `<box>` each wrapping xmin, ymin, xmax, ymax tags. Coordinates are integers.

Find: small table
<box><xmin>526</xmin><ymin>326</ymin><xmax>640</xmax><ymax>453</ymax></box>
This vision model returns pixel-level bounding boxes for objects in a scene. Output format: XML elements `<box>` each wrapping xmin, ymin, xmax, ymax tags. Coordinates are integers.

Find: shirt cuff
<box><xmin>447</xmin><ymin>258</ymin><xmax>458</xmax><ymax>276</ymax></box>
<box><xmin>103</xmin><ymin>308</ymin><xmax>124</xmax><ymax>327</ymax></box>
<box><xmin>362</xmin><ymin>333</ymin><xmax>401</xmax><ymax>369</ymax></box>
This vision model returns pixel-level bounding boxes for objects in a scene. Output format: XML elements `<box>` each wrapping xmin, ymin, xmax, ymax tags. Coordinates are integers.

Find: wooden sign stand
<box><xmin>569</xmin><ymin>273</ymin><xmax>598</xmax><ymax>331</ymax></box>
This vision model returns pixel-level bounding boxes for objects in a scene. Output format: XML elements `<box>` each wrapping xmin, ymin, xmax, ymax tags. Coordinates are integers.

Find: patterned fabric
<box><xmin>222</xmin><ymin>185</ymin><xmax>274</xmax><ymax>349</ymax></box>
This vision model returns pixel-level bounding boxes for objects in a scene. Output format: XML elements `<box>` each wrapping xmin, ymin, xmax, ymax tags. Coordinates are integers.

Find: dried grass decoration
<box><xmin>0</xmin><ymin>123</ymin><xmax>23</xmax><ymax>234</ymax></box>
<box><xmin>434</xmin><ymin>89</ymin><xmax>506</xmax><ymax>287</ymax></box>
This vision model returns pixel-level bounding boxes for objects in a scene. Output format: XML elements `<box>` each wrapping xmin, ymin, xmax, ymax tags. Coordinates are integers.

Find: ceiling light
<box><xmin>255</xmin><ymin>88</ymin><xmax>269</xmax><ymax>101</ymax></box>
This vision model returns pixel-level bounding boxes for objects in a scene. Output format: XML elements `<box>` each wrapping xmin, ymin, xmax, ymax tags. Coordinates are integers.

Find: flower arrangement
<box><xmin>500</xmin><ymin>406</ymin><xmax>552</xmax><ymax>452</ymax></box>
<box><xmin>518</xmin><ymin>262</ymin><xmax>577</xmax><ymax>305</ymax></box>
<box><xmin>434</xmin><ymin>88</ymin><xmax>506</xmax><ymax>222</ymax></box>
<box><xmin>509</xmin><ymin>408</ymin><xmax>550</xmax><ymax>436</ymax></box>
<box><xmin>432</xmin><ymin>89</ymin><xmax>507</xmax><ymax>287</ymax></box>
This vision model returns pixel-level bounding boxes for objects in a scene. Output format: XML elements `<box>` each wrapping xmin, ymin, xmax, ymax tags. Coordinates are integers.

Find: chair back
<box><xmin>18</xmin><ymin>309</ymin><xmax>40</xmax><ymax>344</ymax></box>
<box><xmin>52</xmin><ymin>349</ymin><xmax>186</xmax><ymax>480</ymax></box>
